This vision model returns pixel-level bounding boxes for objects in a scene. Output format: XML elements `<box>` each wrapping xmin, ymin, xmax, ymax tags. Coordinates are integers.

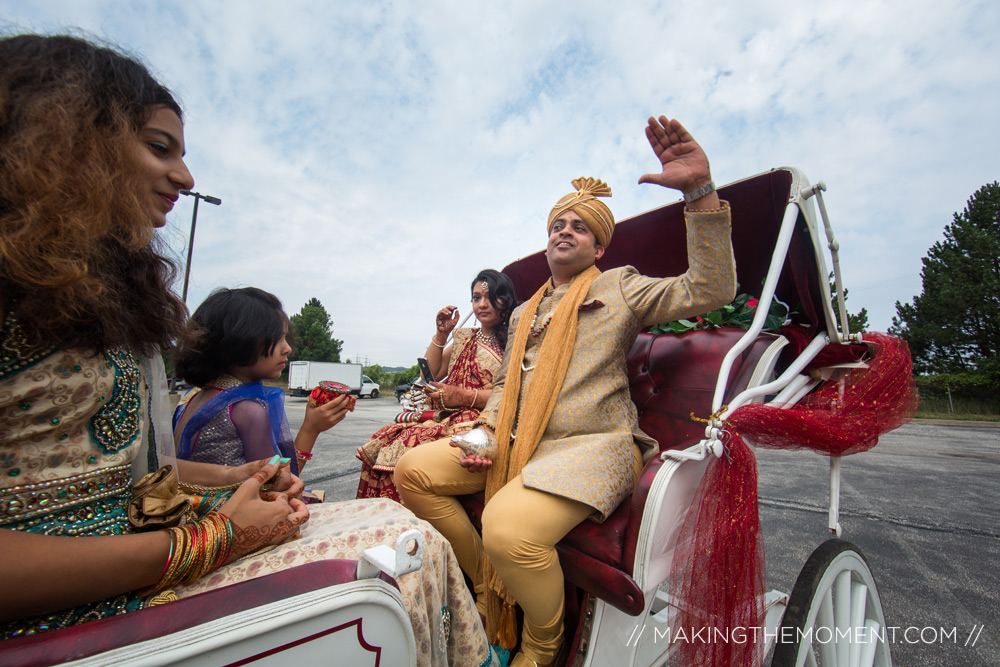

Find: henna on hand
<box><xmin>226</xmin><ymin>512</ymin><xmax>308</xmax><ymax>561</ymax></box>
<box><xmin>228</xmin><ymin>520</ymin><xmax>291</xmax><ymax>559</ymax></box>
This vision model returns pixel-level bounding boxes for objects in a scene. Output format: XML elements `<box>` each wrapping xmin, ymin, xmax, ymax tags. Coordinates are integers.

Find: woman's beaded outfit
<box><xmin>0</xmin><ymin>319</ymin><xmax>495</xmax><ymax>665</ymax></box>
<box><xmin>0</xmin><ymin>315</ymin><xmax>151</xmax><ymax>637</ymax></box>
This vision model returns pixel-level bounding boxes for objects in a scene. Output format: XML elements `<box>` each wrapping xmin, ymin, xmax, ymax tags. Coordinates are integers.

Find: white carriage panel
<box><xmin>581</xmin><ymin>598</ymin><xmax>670</xmax><ymax>667</ymax></box>
<box><xmin>763</xmin><ymin>590</ymin><xmax>789</xmax><ymax>655</ymax></box>
<box><xmin>64</xmin><ymin>580</ymin><xmax>416</xmax><ymax>667</ymax></box>
<box><xmin>632</xmin><ymin>454</ymin><xmax>710</xmax><ymax>591</ymax></box>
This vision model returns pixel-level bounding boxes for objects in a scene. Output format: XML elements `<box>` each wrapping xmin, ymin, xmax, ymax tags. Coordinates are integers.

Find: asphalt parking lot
<box><xmin>289</xmin><ymin>396</ymin><xmax>999</xmax><ymax>666</ymax></box>
<box><xmin>756</xmin><ymin>420</ymin><xmax>998</xmax><ymax>667</ymax></box>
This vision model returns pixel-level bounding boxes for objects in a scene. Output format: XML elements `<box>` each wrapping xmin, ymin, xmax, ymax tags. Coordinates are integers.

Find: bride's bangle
<box><xmin>469</xmin><ymin>389</ymin><xmax>478</xmax><ymax>408</ymax></box>
<box><xmin>429</xmin><ymin>337</ymin><xmax>445</xmax><ymax>348</ymax></box>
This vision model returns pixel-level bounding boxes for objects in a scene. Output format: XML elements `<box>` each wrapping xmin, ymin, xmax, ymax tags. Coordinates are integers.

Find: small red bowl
<box><xmin>308</xmin><ymin>381</ymin><xmax>356</xmax><ymax>411</ymax></box>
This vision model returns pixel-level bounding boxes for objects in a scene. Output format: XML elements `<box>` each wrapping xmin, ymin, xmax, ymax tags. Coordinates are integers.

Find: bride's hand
<box><xmin>425</xmin><ymin>381</ymin><xmax>467</xmax><ymax>409</ymax></box>
<box><xmin>435</xmin><ymin>306</ymin><xmax>459</xmax><ymax>337</ymax></box>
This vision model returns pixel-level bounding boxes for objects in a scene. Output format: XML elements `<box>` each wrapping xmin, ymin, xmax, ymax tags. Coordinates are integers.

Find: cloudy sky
<box><xmin>3</xmin><ymin>1</ymin><xmax>997</xmax><ymax>367</ymax></box>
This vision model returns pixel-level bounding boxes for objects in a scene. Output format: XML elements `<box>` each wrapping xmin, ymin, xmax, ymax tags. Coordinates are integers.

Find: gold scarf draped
<box><xmin>483</xmin><ymin>263</ymin><xmax>601</xmax><ymax>649</ymax></box>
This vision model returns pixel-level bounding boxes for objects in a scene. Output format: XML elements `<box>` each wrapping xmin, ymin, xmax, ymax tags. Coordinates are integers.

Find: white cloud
<box><xmin>2</xmin><ymin>0</ymin><xmax>998</xmax><ymax>365</ymax></box>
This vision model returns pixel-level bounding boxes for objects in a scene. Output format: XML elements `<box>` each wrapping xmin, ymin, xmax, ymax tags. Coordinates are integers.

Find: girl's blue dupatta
<box><xmin>174</xmin><ymin>382</ymin><xmax>298</xmax><ymax>475</ymax></box>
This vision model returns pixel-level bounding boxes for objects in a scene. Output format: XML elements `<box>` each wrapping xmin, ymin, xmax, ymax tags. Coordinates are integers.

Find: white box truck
<box><xmin>287</xmin><ymin>361</ymin><xmax>380</xmax><ymax>398</ymax></box>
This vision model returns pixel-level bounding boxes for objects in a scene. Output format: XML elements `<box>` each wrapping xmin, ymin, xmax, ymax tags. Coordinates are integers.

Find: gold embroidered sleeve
<box><xmin>620</xmin><ymin>202</ymin><xmax>736</xmax><ymax>327</ymax></box>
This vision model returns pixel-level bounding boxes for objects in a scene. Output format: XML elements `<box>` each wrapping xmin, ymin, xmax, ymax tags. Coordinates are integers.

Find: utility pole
<box><xmin>179</xmin><ymin>189</ymin><xmax>222</xmax><ymax>303</ymax></box>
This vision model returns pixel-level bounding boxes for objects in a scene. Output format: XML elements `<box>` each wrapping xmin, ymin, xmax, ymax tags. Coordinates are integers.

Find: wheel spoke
<box><xmin>817</xmin><ymin>588</ymin><xmax>838</xmax><ymax>666</ymax></box>
<box><xmin>859</xmin><ymin>619</ymin><xmax>880</xmax><ymax>667</ymax></box>
<box><xmin>835</xmin><ymin>570</ymin><xmax>852</xmax><ymax>667</ymax></box>
<box><xmin>805</xmin><ymin>644</ymin><xmax>819</xmax><ymax>667</ymax></box>
<box><xmin>850</xmin><ymin>583</ymin><xmax>868</xmax><ymax>666</ymax></box>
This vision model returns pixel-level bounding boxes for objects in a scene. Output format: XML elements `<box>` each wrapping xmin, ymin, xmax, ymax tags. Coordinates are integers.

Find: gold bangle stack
<box><xmin>141</xmin><ymin>511</ymin><xmax>235</xmax><ymax>597</ymax></box>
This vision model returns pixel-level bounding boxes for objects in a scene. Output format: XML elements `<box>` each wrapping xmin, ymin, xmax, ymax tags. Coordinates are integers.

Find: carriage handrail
<box><xmin>718</xmin><ymin>333</ymin><xmax>830</xmax><ymax>418</ymax></box>
<box><xmin>663</xmin><ymin>333</ymin><xmax>828</xmax><ymax>463</ymax></box>
<box><xmin>710</xmin><ymin>198</ymin><xmax>804</xmax><ymax>414</ymax></box>
<box><xmin>711</xmin><ymin>170</ymin><xmax>863</xmax><ymax>427</ymax></box>
<box><xmin>802</xmin><ymin>181</ymin><xmax>862</xmax><ymax>345</ymax></box>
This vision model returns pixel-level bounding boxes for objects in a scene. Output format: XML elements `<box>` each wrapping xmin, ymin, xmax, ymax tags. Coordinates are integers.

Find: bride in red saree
<box><xmin>357</xmin><ymin>270</ymin><xmax>516</xmax><ymax>501</ymax></box>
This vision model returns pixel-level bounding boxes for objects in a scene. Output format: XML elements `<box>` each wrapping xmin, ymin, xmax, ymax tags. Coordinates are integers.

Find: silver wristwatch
<box><xmin>683</xmin><ymin>180</ymin><xmax>716</xmax><ymax>204</ymax></box>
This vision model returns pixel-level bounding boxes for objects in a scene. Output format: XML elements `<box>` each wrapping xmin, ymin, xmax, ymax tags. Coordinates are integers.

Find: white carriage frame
<box><xmin>574</xmin><ymin>167</ymin><xmax>887</xmax><ymax>667</ymax></box>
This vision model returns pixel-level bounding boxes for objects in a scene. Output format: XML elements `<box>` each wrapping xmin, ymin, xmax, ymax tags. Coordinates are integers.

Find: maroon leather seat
<box><xmin>460</xmin><ymin>328</ymin><xmax>784</xmax><ymax>615</ymax></box>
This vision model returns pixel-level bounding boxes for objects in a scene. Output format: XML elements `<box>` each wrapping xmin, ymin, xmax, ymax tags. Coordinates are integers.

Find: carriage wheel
<box><xmin>771</xmin><ymin>539</ymin><xmax>892</xmax><ymax>667</ymax></box>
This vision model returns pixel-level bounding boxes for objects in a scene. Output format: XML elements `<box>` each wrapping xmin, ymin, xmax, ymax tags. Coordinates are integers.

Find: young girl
<box><xmin>170</xmin><ymin>287</ymin><xmax>495</xmax><ymax>666</ymax></box>
<box><xmin>172</xmin><ymin>287</ymin><xmax>348</xmax><ymax>474</ymax></box>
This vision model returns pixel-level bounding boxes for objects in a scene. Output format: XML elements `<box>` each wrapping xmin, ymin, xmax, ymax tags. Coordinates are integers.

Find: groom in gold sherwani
<box><xmin>396</xmin><ymin>115</ymin><xmax>736</xmax><ymax>667</ymax></box>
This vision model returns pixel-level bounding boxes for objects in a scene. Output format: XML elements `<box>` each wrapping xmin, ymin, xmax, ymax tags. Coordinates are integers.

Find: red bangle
<box><xmin>296</xmin><ymin>450</ymin><xmax>313</xmax><ymax>461</ymax></box>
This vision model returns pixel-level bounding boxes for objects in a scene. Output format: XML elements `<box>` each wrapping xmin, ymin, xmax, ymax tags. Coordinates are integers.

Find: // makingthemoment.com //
<box><xmin>625</xmin><ymin>624</ymin><xmax>985</xmax><ymax>648</ymax></box>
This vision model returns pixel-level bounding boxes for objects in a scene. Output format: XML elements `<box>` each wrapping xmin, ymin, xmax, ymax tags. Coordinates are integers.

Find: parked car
<box><xmin>360</xmin><ymin>375</ymin><xmax>380</xmax><ymax>399</ymax></box>
<box><xmin>395</xmin><ymin>380</ymin><xmax>414</xmax><ymax>402</ymax></box>
<box><xmin>168</xmin><ymin>378</ymin><xmax>190</xmax><ymax>393</ymax></box>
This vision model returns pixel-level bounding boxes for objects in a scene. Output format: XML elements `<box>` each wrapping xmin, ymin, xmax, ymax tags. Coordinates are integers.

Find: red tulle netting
<box><xmin>668</xmin><ymin>332</ymin><xmax>919</xmax><ymax>667</ymax></box>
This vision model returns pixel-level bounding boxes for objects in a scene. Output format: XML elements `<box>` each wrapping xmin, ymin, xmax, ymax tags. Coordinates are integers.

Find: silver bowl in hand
<box><xmin>451</xmin><ymin>428</ymin><xmax>498</xmax><ymax>461</ymax></box>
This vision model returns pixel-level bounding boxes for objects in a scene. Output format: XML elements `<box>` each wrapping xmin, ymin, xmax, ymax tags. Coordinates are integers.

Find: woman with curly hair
<box><xmin>0</xmin><ymin>35</ymin><xmax>494</xmax><ymax>667</ymax></box>
<box><xmin>0</xmin><ymin>31</ymin><xmax>309</xmax><ymax>636</ymax></box>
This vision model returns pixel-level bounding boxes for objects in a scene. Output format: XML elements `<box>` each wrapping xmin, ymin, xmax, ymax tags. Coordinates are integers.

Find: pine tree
<box><xmin>289</xmin><ymin>298</ymin><xmax>343</xmax><ymax>363</ymax></box>
<box><xmin>890</xmin><ymin>182</ymin><xmax>1000</xmax><ymax>376</ymax></box>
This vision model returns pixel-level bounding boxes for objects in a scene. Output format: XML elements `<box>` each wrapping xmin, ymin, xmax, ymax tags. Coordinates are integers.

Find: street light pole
<box><xmin>178</xmin><ymin>189</ymin><xmax>222</xmax><ymax>303</ymax></box>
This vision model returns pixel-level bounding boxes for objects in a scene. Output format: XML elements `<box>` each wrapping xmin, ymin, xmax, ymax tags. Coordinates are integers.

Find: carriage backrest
<box><xmin>626</xmin><ymin>329</ymin><xmax>786</xmax><ymax>451</ymax></box>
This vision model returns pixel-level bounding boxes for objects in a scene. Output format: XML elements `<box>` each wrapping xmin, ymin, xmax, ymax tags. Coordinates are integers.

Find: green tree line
<box><xmin>362</xmin><ymin>363</ymin><xmax>420</xmax><ymax>390</ymax></box>
<box><xmin>891</xmin><ymin>181</ymin><xmax>999</xmax><ymax>414</ymax></box>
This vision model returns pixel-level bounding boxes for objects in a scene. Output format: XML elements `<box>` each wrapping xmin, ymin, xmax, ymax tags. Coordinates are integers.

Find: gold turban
<box><xmin>546</xmin><ymin>177</ymin><xmax>615</xmax><ymax>248</ymax></box>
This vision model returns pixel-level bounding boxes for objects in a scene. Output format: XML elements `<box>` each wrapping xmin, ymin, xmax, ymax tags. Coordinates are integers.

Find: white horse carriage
<box><xmin>1</xmin><ymin>167</ymin><xmax>913</xmax><ymax>667</ymax></box>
